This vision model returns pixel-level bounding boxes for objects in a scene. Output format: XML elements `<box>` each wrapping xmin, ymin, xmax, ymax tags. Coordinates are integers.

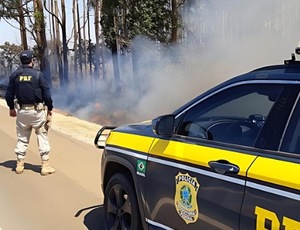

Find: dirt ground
<box><xmin>0</xmin><ymin>98</ymin><xmax>105</xmax><ymax>230</ymax></box>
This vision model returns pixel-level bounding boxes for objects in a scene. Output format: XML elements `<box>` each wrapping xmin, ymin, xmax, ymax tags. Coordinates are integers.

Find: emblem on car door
<box><xmin>175</xmin><ymin>172</ymin><xmax>200</xmax><ymax>224</ymax></box>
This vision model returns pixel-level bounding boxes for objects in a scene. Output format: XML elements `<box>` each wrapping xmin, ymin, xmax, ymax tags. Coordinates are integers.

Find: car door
<box><xmin>144</xmin><ymin>82</ymin><xmax>294</xmax><ymax>230</ymax></box>
<box><xmin>240</xmin><ymin>84</ymin><xmax>300</xmax><ymax>230</ymax></box>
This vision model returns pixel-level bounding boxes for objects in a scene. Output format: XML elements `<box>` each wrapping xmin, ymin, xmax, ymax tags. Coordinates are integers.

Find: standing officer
<box><xmin>5</xmin><ymin>49</ymin><xmax>55</xmax><ymax>176</ymax></box>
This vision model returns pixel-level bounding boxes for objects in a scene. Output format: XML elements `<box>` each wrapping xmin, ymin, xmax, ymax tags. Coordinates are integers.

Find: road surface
<box><xmin>0</xmin><ymin>99</ymin><xmax>105</xmax><ymax>230</ymax></box>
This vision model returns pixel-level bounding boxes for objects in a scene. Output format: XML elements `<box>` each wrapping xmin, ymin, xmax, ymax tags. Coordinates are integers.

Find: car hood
<box><xmin>113</xmin><ymin>120</ymin><xmax>157</xmax><ymax>137</ymax></box>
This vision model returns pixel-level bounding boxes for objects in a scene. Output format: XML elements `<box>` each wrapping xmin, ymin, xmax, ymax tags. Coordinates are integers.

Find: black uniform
<box><xmin>5</xmin><ymin>50</ymin><xmax>55</xmax><ymax>173</ymax></box>
<box><xmin>5</xmin><ymin>65</ymin><xmax>53</xmax><ymax>111</ymax></box>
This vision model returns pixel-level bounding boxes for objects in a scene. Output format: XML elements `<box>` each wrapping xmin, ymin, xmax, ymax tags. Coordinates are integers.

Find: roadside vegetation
<box><xmin>0</xmin><ymin>0</ymin><xmax>187</xmax><ymax>90</ymax></box>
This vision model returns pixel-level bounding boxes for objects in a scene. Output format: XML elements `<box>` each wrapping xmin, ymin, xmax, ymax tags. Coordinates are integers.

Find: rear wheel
<box><xmin>104</xmin><ymin>173</ymin><xmax>142</xmax><ymax>230</ymax></box>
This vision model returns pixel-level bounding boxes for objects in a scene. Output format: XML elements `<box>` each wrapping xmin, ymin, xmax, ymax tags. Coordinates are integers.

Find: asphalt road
<box><xmin>0</xmin><ymin>102</ymin><xmax>105</xmax><ymax>230</ymax></box>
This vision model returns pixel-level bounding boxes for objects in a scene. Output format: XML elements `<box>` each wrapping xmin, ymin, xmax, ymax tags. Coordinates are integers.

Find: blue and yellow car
<box><xmin>95</xmin><ymin>53</ymin><xmax>300</xmax><ymax>230</ymax></box>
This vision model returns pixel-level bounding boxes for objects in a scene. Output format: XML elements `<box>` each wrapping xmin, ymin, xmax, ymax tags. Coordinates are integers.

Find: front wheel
<box><xmin>104</xmin><ymin>173</ymin><xmax>142</xmax><ymax>230</ymax></box>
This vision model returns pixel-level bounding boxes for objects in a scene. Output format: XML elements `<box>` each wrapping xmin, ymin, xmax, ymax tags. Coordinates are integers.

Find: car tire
<box><xmin>104</xmin><ymin>173</ymin><xmax>142</xmax><ymax>230</ymax></box>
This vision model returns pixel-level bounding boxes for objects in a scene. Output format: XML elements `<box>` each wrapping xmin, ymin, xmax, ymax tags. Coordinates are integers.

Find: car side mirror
<box><xmin>152</xmin><ymin>114</ymin><xmax>175</xmax><ymax>137</ymax></box>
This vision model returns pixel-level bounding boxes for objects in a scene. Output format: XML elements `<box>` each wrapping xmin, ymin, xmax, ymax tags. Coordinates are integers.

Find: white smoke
<box><xmin>54</xmin><ymin>0</ymin><xmax>300</xmax><ymax>125</ymax></box>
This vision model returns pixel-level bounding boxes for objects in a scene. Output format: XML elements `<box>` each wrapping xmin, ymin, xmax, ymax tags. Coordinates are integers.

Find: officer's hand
<box><xmin>47</xmin><ymin>110</ymin><xmax>52</xmax><ymax>116</ymax></box>
<box><xmin>9</xmin><ymin>109</ymin><xmax>16</xmax><ymax>117</ymax></box>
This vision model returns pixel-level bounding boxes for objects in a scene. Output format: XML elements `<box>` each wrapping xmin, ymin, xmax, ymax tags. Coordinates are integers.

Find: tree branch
<box><xmin>43</xmin><ymin>0</ymin><xmax>63</xmax><ymax>28</ymax></box>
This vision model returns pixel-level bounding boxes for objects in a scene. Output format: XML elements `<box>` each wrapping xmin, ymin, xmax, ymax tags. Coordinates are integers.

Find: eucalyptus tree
<box><xmin>17</xmin><ymin>0</ymin><xmax>28</xmax><ymax>49</ymax></box>
<box><xmin>76</xmin><ymin>0</ymin><xmax>83</xmax><ymax>77</ymax></box>
<box><xmin>46</xmin><ymin>0</ymin><xmax>63</xmax><ymax>86</ymax></box>
<box><xmin>0</xmin><ymin>0</ymin><xmax>52</xmax><ymax>86</ymax></box>
<box><xmin>43</xmin><ymin>0</ymin><xmax>69</xmax><ymax>87</ymax></box>
<box><xmin>0</xmin><ymin>42</ymin><xmax>23</xmax><ymax>76</ymax></box>
<box><xmin>171</xmin><ymin>0</ymin><xmax>187</xmax><ymax>43</ymax></box>
<box><xmin>101</xmin><ymin>0</ymin><xmax>122</xmax><ymax>91</ymax></box>
<box><xmin>88</xmin><ymin>0</ymin><xmax>102</xmax><ymax>79</ymax></box>
<box><xmin>87</xmin><ymin>0</ymin><xmax>93</xmax><ymax>75</ymax></box>
<box><xmin>33</xmin><ymin>0</ymin><xmax>52</xmax><ymax>87</ymax></box>
<box><xmin>0</xmin><ymin>0</ymin><xmax>29</xmax><ymax>49</ymax></box>
<box><xmin>101</xmin><ymin>0</ymin><xmax>173</xmax><ymax>91</ymax></box>
<box><xmin>72</xmin><ymin>0</ymin><xmax>79</xmax><ymax>83</ymax></box>
<box><xmin>82</xmin><ymin>0</ymin><xmax>88</xmax><ymax>73</ymax></box>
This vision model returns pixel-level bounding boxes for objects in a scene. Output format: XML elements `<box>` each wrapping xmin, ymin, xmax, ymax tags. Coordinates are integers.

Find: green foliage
<box><xmin>101</xmin><ymin>0</ymin><xmax>172</xmax><ymax>50</ymax></box>
<box><xmin>34</xmin><ymin>10</ymin><xmax>46</xmax><ymax>31</ymax></box>
<box><xmin>0</xmin><ymin>42</ymin><xmax>23</xmax><ymax>58</ymax></box>
<box><xmin>0</xmin><ymin>42</ymin><xmax>23</xmax><ymax>73</ymax></box>
<box><xmin>0</xmin><ymin>0</ymin><xmax>20</xmax><ymax>19</ymax></box>
<box><xmin>133</xmin><ymin>0</ymin><xmax>172</xmax><ymax>41</ymax></box>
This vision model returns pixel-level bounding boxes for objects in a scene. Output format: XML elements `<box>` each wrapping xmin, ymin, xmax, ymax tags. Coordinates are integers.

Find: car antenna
<box><xmin>296</xmin><ymin>40</ymin><xmax>300</xmax><ymax>55</ymax></box>
<box><xmin>284</xmin><ymin>41</ymin><xmax>300</xmax><ymax>65</ymax></box>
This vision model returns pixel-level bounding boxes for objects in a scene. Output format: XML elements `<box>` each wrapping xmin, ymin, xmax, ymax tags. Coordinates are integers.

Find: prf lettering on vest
<box><xmin>255</xmin><ymin>206</ymin><xmax>300</xmax><ymax>230</ymax></box>
<box><xmin>19</xmin><ymin>76</ymin><xmax>32</xmax><ymax>81</ymax></box>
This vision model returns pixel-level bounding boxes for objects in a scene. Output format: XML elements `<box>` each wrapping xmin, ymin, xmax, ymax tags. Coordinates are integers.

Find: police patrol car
<box><xmin>95</xmin><ymin>49</ymin><xmax>300</xmax><ymax>230</ymax></box>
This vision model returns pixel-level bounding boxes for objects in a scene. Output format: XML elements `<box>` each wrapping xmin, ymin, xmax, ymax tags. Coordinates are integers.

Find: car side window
<box><xmin>280</xmin><ymin>96</ymin><xmax>300</xmax><ymax>154</ymax></box>
<box><xmin>177</xmin><ymin>84</ymin><xmax>284</xmax><ymax>147</ymax></box>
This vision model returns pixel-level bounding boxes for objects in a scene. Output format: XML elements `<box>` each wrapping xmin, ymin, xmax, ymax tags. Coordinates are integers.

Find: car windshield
<box><xmin>177</xmin><ymin>83</ymin><xmax>285</xmax><ymax>146</ymax></box>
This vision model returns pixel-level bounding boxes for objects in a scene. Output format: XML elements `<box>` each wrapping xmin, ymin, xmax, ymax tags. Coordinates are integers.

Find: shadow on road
<box><xmin>0</xmin><ymin>160</ymin><xmax>41</xmax><ymax>173</ymax></box>
<box><xmin>75</xmin><ymin>204</ymin><xmax>105</xmax><ymax>230</ymax></box>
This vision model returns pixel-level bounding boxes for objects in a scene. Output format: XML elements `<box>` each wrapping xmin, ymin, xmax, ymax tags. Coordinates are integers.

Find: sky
<box><xmin>0</xmin><ymin>20</ymin><xmax>21</xmax><ymax>45</ymax></box>
<box><xmin>0</xmin><ymin>0</ymin><xmax>90</xmax><ymax>47</ymax></box>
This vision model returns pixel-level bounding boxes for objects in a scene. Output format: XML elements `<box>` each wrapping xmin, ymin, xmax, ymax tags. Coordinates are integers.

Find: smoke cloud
<box><xmin>53</xmin><ymin>0</ymin><xmax>300</xmax><ymax>126</ymax></box>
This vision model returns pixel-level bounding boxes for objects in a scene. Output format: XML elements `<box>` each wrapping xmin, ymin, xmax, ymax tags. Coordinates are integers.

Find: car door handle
<box><xmin>208</xmin><ymin>161</ymin><xmax>240</xmax><ymax>174</ymax></box>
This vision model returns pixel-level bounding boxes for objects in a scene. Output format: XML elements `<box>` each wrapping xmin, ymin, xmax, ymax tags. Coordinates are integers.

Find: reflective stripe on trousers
<box><xmin>15</xmin><ymin>109</ymin><xmax>51</xmax><ymax>160</ymax></box>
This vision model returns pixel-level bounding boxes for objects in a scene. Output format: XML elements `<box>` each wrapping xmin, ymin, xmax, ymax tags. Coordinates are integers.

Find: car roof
<box><xmin>229</xmin><ymin>58</ymin><xmax>300</xmax><ymax>83</ymax></box>
<box><xmin>173</xmin><ymin>57</ymin><xmax>300</xmax><ymax>115</ymax></box>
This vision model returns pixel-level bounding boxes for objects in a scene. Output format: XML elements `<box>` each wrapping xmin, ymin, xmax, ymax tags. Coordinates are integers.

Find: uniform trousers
<box><xmin>15</xmin><ymin>108</ymin><xmax>51</xmax><ymax>161</ymax></box>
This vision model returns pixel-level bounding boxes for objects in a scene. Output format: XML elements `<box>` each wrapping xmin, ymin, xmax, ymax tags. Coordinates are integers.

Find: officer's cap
<box><xmin>20</xmin><ymin>50</ymin><xmax>34</xmax><ymax>64</ymax></box>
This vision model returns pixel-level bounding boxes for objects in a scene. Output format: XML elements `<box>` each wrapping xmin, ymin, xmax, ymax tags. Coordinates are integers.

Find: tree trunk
<box><xmin>111</xmin><ymin>40</ymin><xmax>121</xmax><ymax>96</ymax></box>
<box><xmin>87</xmin><ymin>1</ymin><xmax>93</xmax><ymax>94</ymax></box>
<box><xmin>18</xmin><ymin>0</ymin><xmax>28</xmax><ymax>50</ymax></box>
<box><xmin>171</xmin><ymin>0</ymin><xmax>178</xmax><ymax>43</ymax></box>
<box><xmin>112</xmin><ymin>14</ymin><xmax>121</xmax><ymax>95</ymax></box>
<box><xmin>94</xmin><ymin>0</ymin><xmax>100</xmax><ymax>79</ymax></box>
<box><xmin>99</xmin><ymin>0</ymin><xmax>106</xmax><ymax>81</ymax></box>
<box><xmin>50</xmin><ymin>0</ymin><xmax>58</xmax><ymax>79</ymax></box>
<box><xmin>54</xmin><ymin>0</ymin><xmax>64</xmax><ymax>87</ymax></box>
<box><xmin>87</xmin><ymin>2</ymin><xmax>92</xmax><ymax>76</ymax></box>
<box><xmin>61</xmin><ymin>0</ymin><xmax>69</xmax><ymax>86</ymax></box>
<box><xmin>131</xmin><ymin>43</ymin><xmax>141</xmax><ymax>94</ymax></box>
<box><xmin>34</xmin><ymin>0</ymin><xmax>52</xmax><ymax>87</ymax></box>
<box><xmin>77</xmin><ymin>0</ymin><xmax>83</xmax><ymax>77</ymax></box>
<box><xmin>82</xmin><ymin>0</ymin><xmax>87</xmax><ymax>75</ymax></box>
<box><xmin>73</xmin><ymin>0</ymin><xmax>78</xmax><ymax>85</ymax></box>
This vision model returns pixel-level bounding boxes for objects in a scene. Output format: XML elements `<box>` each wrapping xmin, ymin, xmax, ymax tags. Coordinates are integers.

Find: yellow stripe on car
<box><xmin>107</xmin><ymin>132</ymin><xmax>300</xmax><ymax>191</ymax></box>
<box><xmin>108</xmin><ymin>132</ymin><xmax>256</xmax><ymax>177</ymax></box>
<box><xmin>149</xmin><ymin>138</ymin><xmax>256</xmax><ymax>177</ymax></box>
<box><xmin>107</xmin><ymin>132</ymin><xmax>155</xmax><ymax>153</ymax></box>
<box><xmin>248</xmin><ymin>157</ymin><xmax>300</xmax><ymax>190</ymax></box>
